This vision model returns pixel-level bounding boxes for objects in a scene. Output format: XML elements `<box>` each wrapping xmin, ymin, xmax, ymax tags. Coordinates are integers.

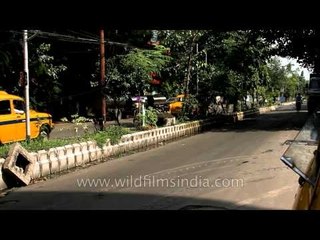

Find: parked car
<box><xmin>0</xmin><ymin>91</ymin><xmax>54</xmax><ymax>144</ymax></box>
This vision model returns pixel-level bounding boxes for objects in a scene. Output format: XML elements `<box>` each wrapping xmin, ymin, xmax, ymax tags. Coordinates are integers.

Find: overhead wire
<box><xmin>8</xmin><ymin>30</ymin><xmax>140</xmax><ymax>49</ymax></box>
<box><xmin>67</xmin><ymin>30</ymin><xmax>99</xmax><ymax>40</ymax></box>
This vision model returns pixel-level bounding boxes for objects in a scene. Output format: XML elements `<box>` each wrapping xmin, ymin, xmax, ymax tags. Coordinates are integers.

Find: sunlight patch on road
<box><xmin>235</xmin><ymin>184</ymin><xmax>297</xmax><ymax>208</ymax></box>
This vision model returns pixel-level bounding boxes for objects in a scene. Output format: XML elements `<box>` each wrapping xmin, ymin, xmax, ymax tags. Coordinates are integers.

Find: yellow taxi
<box><xmin>0</xmin><ymin>91</ymin><xmax>54</xmax><ymax>144</ymax></box>
<box><xmin>166</xmin><ymin>94</ymin><xmax>184</xmax><ymax>114</ymax></box>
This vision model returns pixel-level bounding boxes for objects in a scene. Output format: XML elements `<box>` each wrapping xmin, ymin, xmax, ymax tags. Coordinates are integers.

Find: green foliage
<box><xmin>159</xmin><ymin>30</ymin><xmax>205</xmax><ymax>97</ymax></box>
<box><xmin>176</xmin><ymin>115</ymin><xmax>189</xmax><ymax>123</ymax></box>
<box><xmin>0</xmin><ymin>138</ymin><xmax>71</xmax><ymax>158</ymax></box>
<box><xmin>265</xmin><ymin>57</ymin><xmax>307</xmax><ymax>102</ymax></box>
<box><xmin>183</xmin><ymin>94</ymin><xmax>199</xmax><ymax>116</ymax></box>
<box><xmin>136</xmin><ymin>107</ymin><xmax>158</xmax><ymax>128</ymax></box>
<box><xmin>0</xmin><ymin>29</ymin><xmax>312</xmax><ymax>121</ymax></box>
<box><xmin>101</xmin><ymin>125</ymin><xmax>131</xmax><ymax>145</ymax></box>
<box><xmin>83</xmin><ymin>125</ymin><xmax>131</xmax><ymax>146</ymax></box>
<box><xmin>260</xmin><ymin>29</ymin><xmax>318</xmax><ymax>69</ymax></box>
<box><xmin>29</xmin><ymin>43</ymin><xmax>67</xmax><ymax>112</ymax></box>
<box><xmin>145</xmin><ymin>107</ymin><xmax>158</xmax><ymax>127</ymax></box>
<box><xmin>0</xmin><ymin>50</ymin><xmax>11</xmax><ymax>71</ymax></box>
<box><xmin>158</xmin><ymin>30</ymin><xmax>275</xmax><ymax>113</ymax></box>
<box><xmin>0</xmin><ymin>144</ymin><xmax>10</xmax><ymax>159</ymax></box>
<box><xmin>21</xmin><ymin>139</ymin><xmax>71</xmax><ymax>153</ymax></box>
<box><xmin>0</xmin><ymin>32</ymin><xmax>24</xmax><ymax>93</ymax></box>
<box><xmin>97</xmin><ymin>44</ymin><xmax>171</xmax><ymax>98</ymax></box>
<box><xmin>123</xmin><ymin>45</ymin><xmax>171</xmax><ymax>78</ymax></box>
<box><xmin>205</xmin><ymin>31</ymin><xmax>272</xmax><ymax>105</ymax></box>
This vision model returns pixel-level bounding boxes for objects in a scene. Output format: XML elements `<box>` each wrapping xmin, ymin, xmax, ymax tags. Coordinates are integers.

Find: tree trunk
<box><xmin>183</xmin><ymin>34</ymin><xmax>198</xmax><ymax>115</ymax></box>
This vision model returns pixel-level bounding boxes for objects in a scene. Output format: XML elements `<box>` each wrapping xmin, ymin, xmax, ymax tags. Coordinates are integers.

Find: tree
<box><xmin>92</xmin><ymin>44</ymin><xmax>171</xmax><ymax>125</ymax></box>
<box><xmin>0</xmin><ymin>31</ymin><xmax>24</xmax><ymax>93</ymax></box>
<box><xmin>121</xmin><ymin>44</ymin><xmax>171</xmax><ymax>94</ymax></box>
<box><xmin>265</xmin><ymin>57</ymin><xmax>306</xmax><ymax>102</ymax></box>
<box><xmin>28</xmin><ymin>43</ymin><xmax>67</xmax><ymax>114</ymax></box>
<box><xmin>160</xmin><ymin>31</ymin><xmax>206</xmax><ymax>93</ymax></box>
<box><xmin>200</xmin><ymin>30</ymin><xmax>273</xmax><ymax>109</ymax></box>
<box><xmin>260</xmin><ymin>29</ymin><xmax>319</xmax><ymax>71</ymax></box>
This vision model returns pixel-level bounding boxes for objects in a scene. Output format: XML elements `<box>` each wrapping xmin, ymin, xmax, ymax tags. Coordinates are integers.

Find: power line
<box><xmin>8</xmin><ymin>30</ymin><xmax>143</xmax><ymax>48</ymax></box>
<box><xmin>67</xmin><ymin>30</ymin><xmax>99</xmax><ymax>40</ymax></box>
<box><xmin>30</xmin><ymin>30</ymin><xmax>100</xmax><ymax>44</ymax></box>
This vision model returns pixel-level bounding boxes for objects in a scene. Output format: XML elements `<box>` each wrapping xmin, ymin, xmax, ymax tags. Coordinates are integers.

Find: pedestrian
<box><xmin>296</xmin><ymin>93</ymin><xmax>302</xmax><ymax>111</ymax></box>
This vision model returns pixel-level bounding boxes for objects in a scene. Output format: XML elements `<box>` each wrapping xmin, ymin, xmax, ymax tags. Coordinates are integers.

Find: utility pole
<box><xmin>23</xmin><ymin>30</ymin><xmax>31</xmax><ymax>143</ymax></box>
<box><xmin>204</xmin><ymin>50</ymin><xmax>207</xmax><ymax>64</ymax></box>
<box><xmin>196</xmin><ymin>43</ymin><xmax>199</xmax><ymax>96</ymax></box>
<box><xmin>100</xmin><ymin>29</ymin><xmax>106</xmax><ymax>130</ymax></box>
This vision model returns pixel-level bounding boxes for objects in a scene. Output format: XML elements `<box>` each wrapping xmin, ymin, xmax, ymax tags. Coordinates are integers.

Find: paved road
<box><xmin>0</xmin><ymin>103</ymin><xmax>308</xmax><ymax>210</ymax></box>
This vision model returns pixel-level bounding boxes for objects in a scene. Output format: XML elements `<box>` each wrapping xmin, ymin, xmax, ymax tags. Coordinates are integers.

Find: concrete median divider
<box><xmin>0</xmin><ymin>158</ymin><xmax>7</xmax><ymax>190</ymax></box>
<box><xmin>2</xmin><ymin>143</ymin><xmax>36</xmax><ymax>186</ymax></box>
<box><xmin>0</xmin><ymin>104</ymin><xmax>281</xmax><ymax>191</ymax></box>
<box><xmin>0</xmin><ymin>119</ymin><xmax>213</xmax><ymax>190</ymax></box>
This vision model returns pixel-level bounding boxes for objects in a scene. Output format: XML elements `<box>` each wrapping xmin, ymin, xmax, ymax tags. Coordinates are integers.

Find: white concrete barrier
<box><xmin>73</xmin><ymin>143</ymin><xmax>83</xmax><ymax>166</ymax></box>
<box><xmin>2</xmin><ymin>143</ymin><xmax>36</xmax><ymax>186</ymax></box>
<box><xmin>87</xmin><ymin>141</ymin><xmax>97</xmax><ymax>162</ymax></box>
<box><xmin>80</xmin><ymin>142</ymin><xmax>89</xmax><ymax>164</ymax></box>
<box><xmin>38</xmin><ymin>150</ymin><xmax>50</xmax><ymax>177</ymax></box>
<box><xmin>0</xmin><ymin>158</ymin><xmax>8</xmax><ymax>190</ymax></box>
<box><xmin>56</xmin><ymin>147</ymin><xmax>68</xmax><ymax>171</ymax></box>
<box><xmin>65</xmin><ymin>145</ymin><xmax>76</xmax><ymax>169</ymax></box>
<box><xmin>48</xmin><ymin>148</ymin><xmax>59</xmax><ymax>174</ymax></box>
<box><xmin>30</xmin><ymin>153</ymin><xmax>40</xmax><ymax>179</ymax></box>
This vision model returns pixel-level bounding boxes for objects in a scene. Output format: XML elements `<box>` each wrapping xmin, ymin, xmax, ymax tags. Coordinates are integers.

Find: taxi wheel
<box><xmin>39</xmin><ymin>125</ymin><xmax>50</xmax><ymax>140</ymax></box>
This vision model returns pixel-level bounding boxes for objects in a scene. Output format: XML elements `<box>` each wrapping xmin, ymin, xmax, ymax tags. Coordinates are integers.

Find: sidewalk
<box><xmin>50</xmin><ymin>102</ymin><xmax>294</xmax><ymax>140</ymax></box>
<box><xmin>50</xmin><ymin>118</ymin><xmax>134</xmax><ymax>140</ymax></box>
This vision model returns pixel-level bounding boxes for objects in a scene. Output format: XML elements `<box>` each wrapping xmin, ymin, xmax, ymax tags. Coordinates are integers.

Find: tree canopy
<box><xmin>0</xmin><ymin>29</ymin><xmax>310</xmax><ymax>120</ymax></box>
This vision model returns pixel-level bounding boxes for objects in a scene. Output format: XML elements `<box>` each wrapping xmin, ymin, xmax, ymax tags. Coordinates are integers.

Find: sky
<box><xmin>278</xmin><ymin>57</ymin><xmax>310</xmax><ymax>81</ymax></box>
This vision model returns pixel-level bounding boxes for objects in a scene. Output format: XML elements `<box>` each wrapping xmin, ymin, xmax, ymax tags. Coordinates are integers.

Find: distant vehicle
<box><xmin>0</xmin><ymin>91</ymin><xmax>54</xmax><ymax>144</ymax></box>
<box><xmin>131</xmin><ymin>95</ymin><xmax>166</xmax><ymax>104</ymax></box>
<box><xmin>131</xmin><ymin>94</ymin><xmax>167</xmax><ymax>110</ymax></box>
<box><xmin>164</xmin><ymin>94</ymin><xmax>184</xmax><ymax>114</ymax></box>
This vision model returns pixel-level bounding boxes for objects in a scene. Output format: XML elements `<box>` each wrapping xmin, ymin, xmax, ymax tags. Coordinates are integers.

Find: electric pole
<box><xmin>100</xmin><ymin>29</ymin><xmax>106</xmax><ymax>130</ymax></box>
<box><xmin>196</xmin><ymin>43</ymin><xmax>199</xmax><ymax>96</ymax></box>
<box><xmin>23</xmin><ymin>30</ymin><xmax>31</xmax><ymax>143</ymax></box>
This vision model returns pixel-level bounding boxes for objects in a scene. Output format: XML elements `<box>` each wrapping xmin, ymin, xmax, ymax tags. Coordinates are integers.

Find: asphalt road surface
<box><xmin>0</xmin><ymin>103</ymin><xmax>309</xmax><ymax>210</ymax></box>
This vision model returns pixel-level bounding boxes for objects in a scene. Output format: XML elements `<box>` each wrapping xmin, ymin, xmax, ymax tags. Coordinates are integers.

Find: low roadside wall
<box><xmin>0</xmin><ymin>119</ymin><xmax>215</xmax><ymax>190</ymax></box>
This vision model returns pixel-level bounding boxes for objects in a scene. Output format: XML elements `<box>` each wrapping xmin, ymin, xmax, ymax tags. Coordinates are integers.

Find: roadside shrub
<box><xmin>136</xmin><ymin>107</ymin><xmax>158</xmax><ymax>128</ymax></box>
<box><xmin>0</xmin><ymin>144</ymin><xmax>10</xmax><ymax>159</ymax></box>
<box><xmin>83</xmin><ymin>125</ymin><xmax>132</xmax><ymax>146</ymax></box>
<box><xmin>103</xmin><ymin>125</ymin><xmax>131</xmax><ymax>145</ymax></box>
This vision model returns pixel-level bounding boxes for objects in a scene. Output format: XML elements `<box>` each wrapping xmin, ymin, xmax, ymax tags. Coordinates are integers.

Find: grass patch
<box><xmin>0</xmin><ymin>126</ymin><xmax>133</xmax><ymax>158</ymax></box>
<box><xmin>82</xmin><ymin>125</ymin><xmax>132</xmax><ymax>146</ymax></box>
<box><xmin>0</xmin><ymin>144</ymin><xmax>10</xmax><ymax>159</ymax></box>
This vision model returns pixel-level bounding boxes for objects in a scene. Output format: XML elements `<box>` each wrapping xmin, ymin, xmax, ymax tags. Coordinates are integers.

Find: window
<box><xmin>0</xmin><ymin>100</ymin><xmax>11</xmax><ymax>115</ymax></box>
<box><xmin>310</xmin><ymin>78</ymin><xmax>320</xmax><ymax>89</ymax></box>
<box><xmin>13</xmin><ymin>100</ymin><xmax>25</xmax><ymax>114</ymax></box>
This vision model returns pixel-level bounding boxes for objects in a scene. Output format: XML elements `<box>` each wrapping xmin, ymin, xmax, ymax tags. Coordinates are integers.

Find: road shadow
<box><xmin>209</xmin><ymin>110</ymin><xmax>309</xmax><ymax>133</ymax></box>
<box><xmin>0</xmin><ymin>190</ymin><xmax>278</xmax><ymax>210</ymax></box>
